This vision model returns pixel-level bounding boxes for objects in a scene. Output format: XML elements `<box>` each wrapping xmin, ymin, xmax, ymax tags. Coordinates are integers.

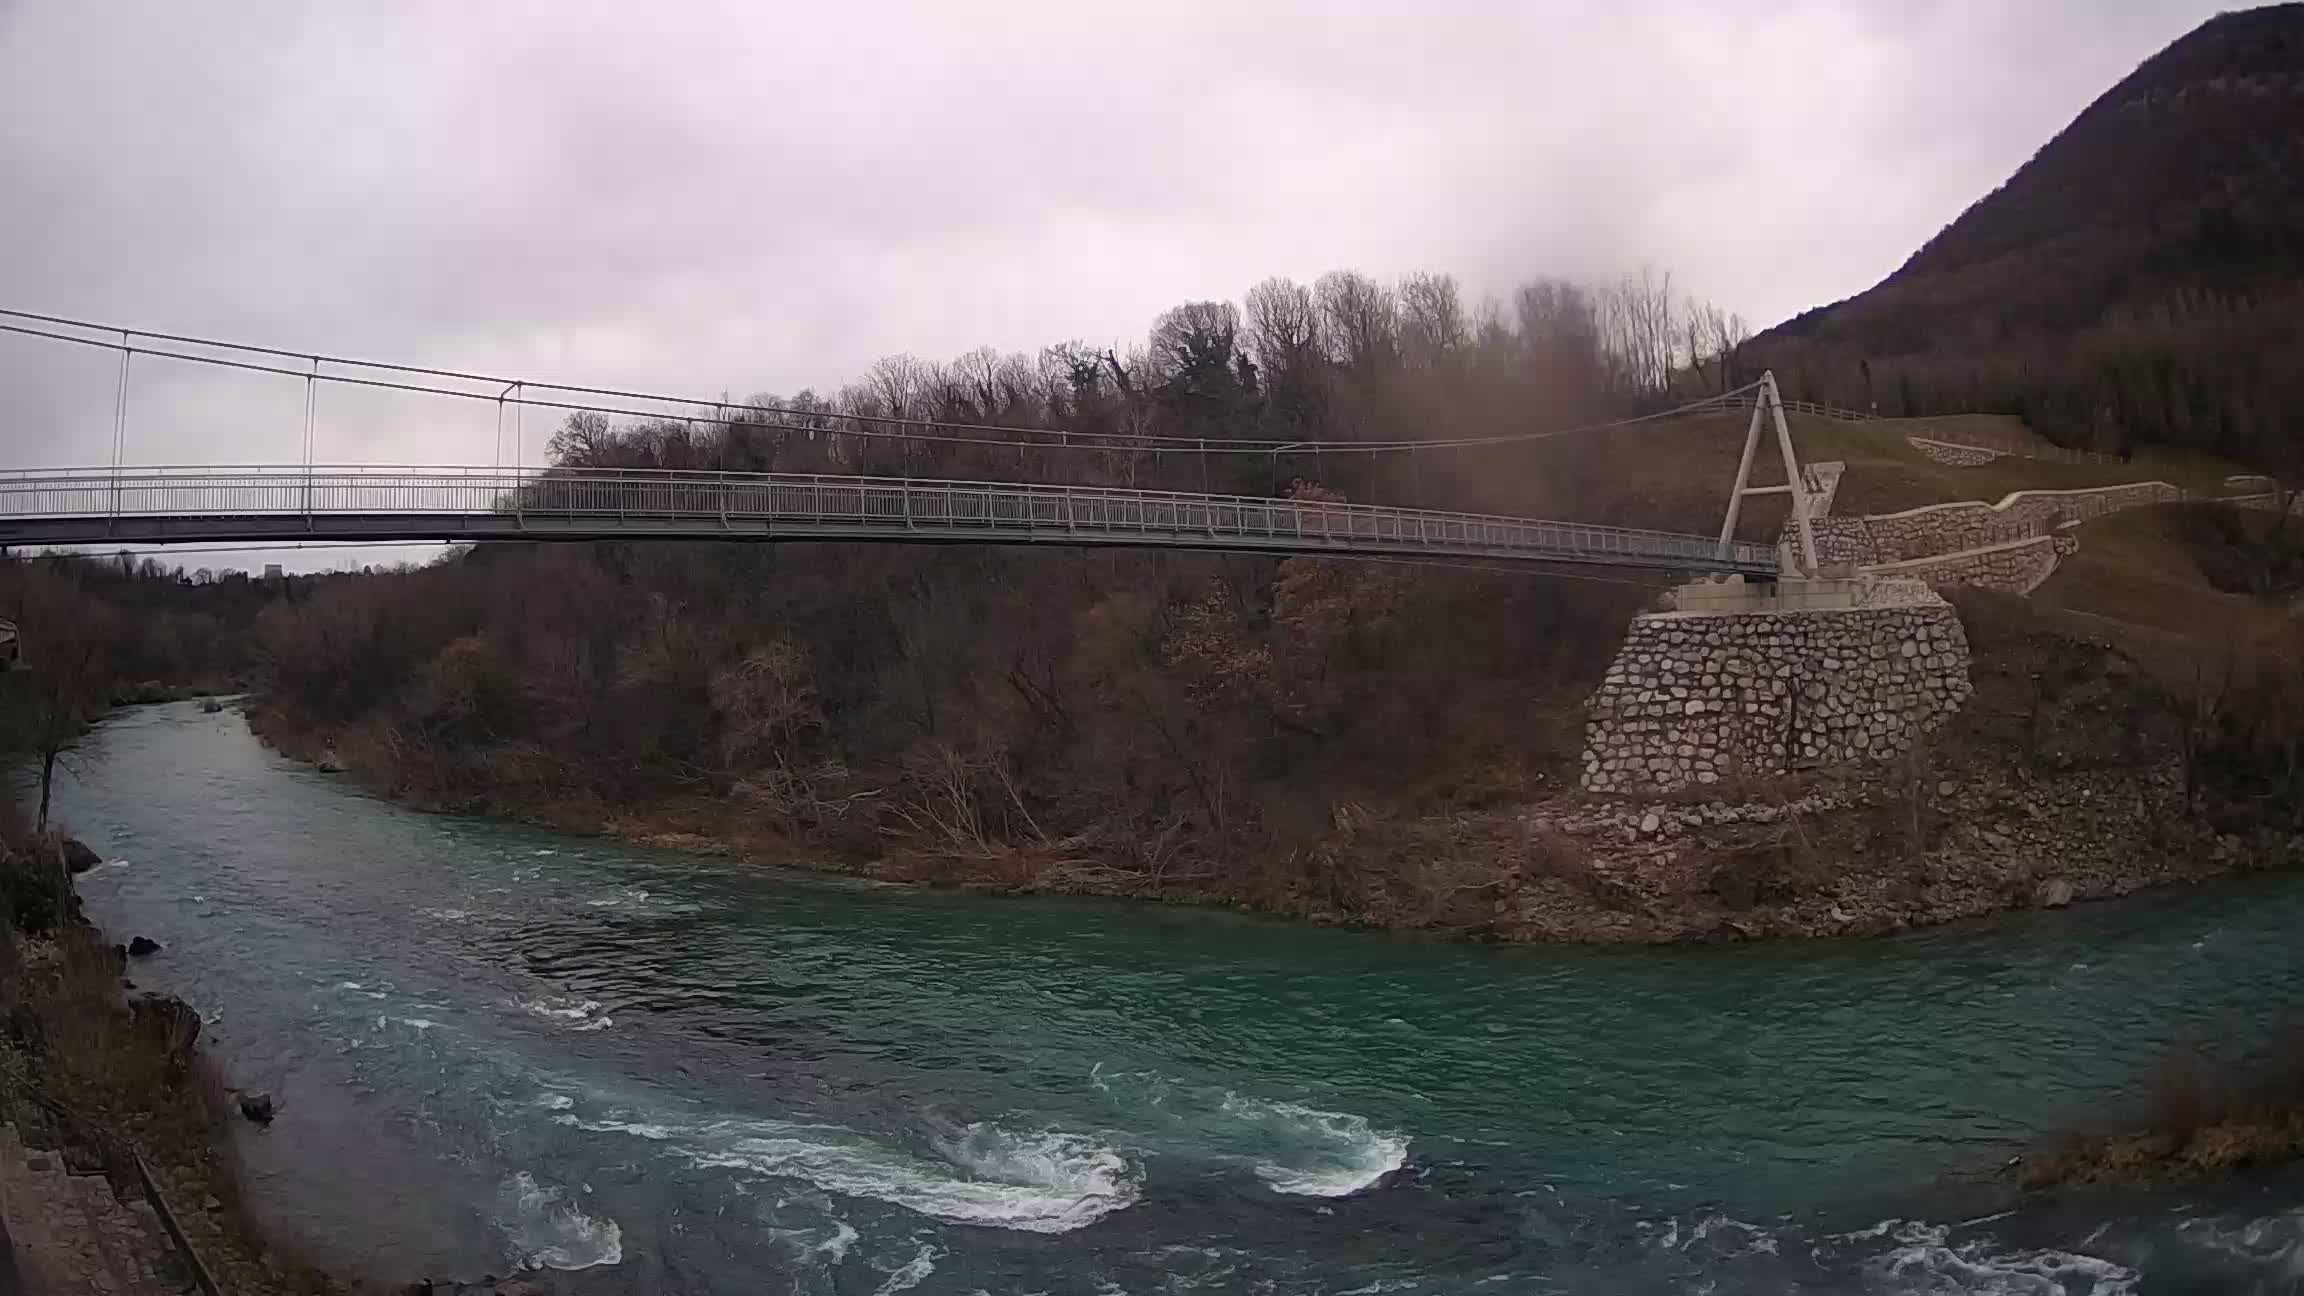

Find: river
<box><xmin>46</xmin><ymin>700</ymin><xmax>2304</xmax><ymax>1293</ymax></box>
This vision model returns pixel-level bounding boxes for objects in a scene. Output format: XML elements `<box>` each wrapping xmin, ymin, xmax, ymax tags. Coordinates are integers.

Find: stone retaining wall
<box><xmin>1581</xmin><ymin>596</ymin><xmax>1972</xmax><ymax>793</ymax></box>
<box><xmin>1810</xmin><ymin>516</ymin><xmax>1877</xmax><ymax>564</ymax></box>
<box><xmin>2233</xmin><ymin>490</ymin><xmax>2304</xmax><ymax>515</ymax></box>
<box><xmin>1804</xmin><ymin>481</ymin><xmax>2191</xmax><ymax>564</ymax></box>
<box><xmin>1861</xmin><ymin>533</ymin><xmax>2076</xmax><ymax>596</ymax></box>
<box><xmin>1909</xmin><ymin>438</ymin><xmax>2005</xmax><ymax>467</ymax></box>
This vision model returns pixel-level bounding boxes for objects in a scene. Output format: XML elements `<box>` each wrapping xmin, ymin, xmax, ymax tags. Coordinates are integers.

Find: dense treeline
<box><xmin>0</xmin><ymin>553</ymin><xmax>285</xmax><ymax>828</ymax></box>
<box><xmin>1749</xmin><ymin>5</ymin><xmax>2304</xmax><ymax>468</ymax></box>
<box><xmin>1755</xmin><ymin>273</ymin><xmax>2304</xmax><ymax>471</ymax></box>
<box><xmin>536</xmin><ymin>265</ymin><xmax>1753</xmax><ymax>520</ymax></box>
<box><xmin>249</xmin><ymin>264</ymin><xmax>1761</xmax><ymax>924</ymax></box>
<box><xmin>255</xmin><ymin>539</ymin><xmax>1642</xmax><ymax>915</ymax></box>
<box><xmin>29</xmin><ymin>553</ymin><xmax>281</xmax><ymax>688</ymax></box>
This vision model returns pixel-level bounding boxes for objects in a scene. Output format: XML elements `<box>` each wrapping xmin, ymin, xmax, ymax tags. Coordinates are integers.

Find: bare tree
<box><xmin>1147</xmin><ymin>301</ymin><xmax>1245</xmax><ymax>392</ymax></box>
<box><xmin>547</xmin><ymin>410</ymin><xmax>615</xmax><ymax>465</ymax></box>
<box><xmin>1514</xmin><ymin>277</ymin><xmax>1604</xmax><ymax>389</ymax></box>
<box><xmin>1598</xmin><ymin>265</ymin><xmax>1680</xmax><ymax>398</ymax></box>
<box><xmin>1243</xmin><ymin>277</ymin><xmax>1321</xmax><ymax>384</ymax></box>
<box><xmin>949</xmin><ymin>346</ymin><xmax>1007</xmax><ymax>419</ymax></box>
<box><xmin>1397</xmin><ymin>272</ymin><xmax>1469</xmax><ymax>367</ymax></box>
<box><xmin>1314</xmin><ymin>271</ymin><xmax>1399</xmax><ymax>373</ymax></box>
<box><xmin>1245</xmin><ymin>277</ymin><xmax>1323</xmax><ymax>427</ymax></box>
<box><xmin>1718</xmin><ymin>309</ymin><xmax>1751</xmax><ymax>389</ymax></box>
<box><xmin>863</xmin><ymin>353</ymin><xmax>938</xmax><ymax>423</ymax></box>
<box><xmin>1683</xmin><ymin>299</ymin><xmax>1751</xmax><ymax>395</ymax></box>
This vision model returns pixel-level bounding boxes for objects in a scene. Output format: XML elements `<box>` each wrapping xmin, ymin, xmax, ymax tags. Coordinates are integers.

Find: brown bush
<box><xmin>2023</xmin><ymin>1029</ymin><xmax>2304</xmax><ymax>1188</ymax></box>
<box><xmin>1705</xmin><ymin>825</ymin><xmax>1829</xmax><ymax>911</ymax></box>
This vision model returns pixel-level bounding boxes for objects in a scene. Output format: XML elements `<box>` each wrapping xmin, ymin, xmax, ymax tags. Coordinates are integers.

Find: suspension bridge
<box><xmin>0</xmin><ymin>311</ymin><xmax>1814</xmax><ymax>577</ymax></box>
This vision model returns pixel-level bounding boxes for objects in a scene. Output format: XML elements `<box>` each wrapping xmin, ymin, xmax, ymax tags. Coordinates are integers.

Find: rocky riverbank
<box><xmin>0</xmin><ymin>827</ymin><xmax>552</xmax><ymax>1296</ymax></box>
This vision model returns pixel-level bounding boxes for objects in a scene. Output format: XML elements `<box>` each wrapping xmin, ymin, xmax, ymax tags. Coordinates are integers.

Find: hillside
<box><xmin>1748</xmin><ymin>4</ymin><xmax>2304</xmax><ymax>468</ymax></box>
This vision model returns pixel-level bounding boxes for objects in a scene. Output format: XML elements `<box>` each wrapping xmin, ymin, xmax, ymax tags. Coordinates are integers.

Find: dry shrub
<box><xmin>0</xmin><ymin>922</ymin><xmax>352</xmax><ymax>1295</ymax></box>
<box><xmin>1705</xmin><ymin>824</ymin><xmax>1830</xmax><ymax>911</ymax></box>
<box><xmin>2</xmin><ymin>927</ymin><xmax>230</xmax><ymax>1177</ymax></box>
<box><xmin>1281</xmin><ymin>808</ymin><xmax>1522</xmax><ymax>932</ymax></box>
<box><xmin>1524</xmin><ymin>825</ymin><xmax>1596</xmax><ymax>891</ymax></box>
<box><xmin>0</xmin><ymin>836</ymin><xmax>79</xmax><ymax>935</ymax></box>
<box><xmin>2023</xmin><ymin>1029</ymin><xmax>2304</xmax><ymax>1188</ymax></box>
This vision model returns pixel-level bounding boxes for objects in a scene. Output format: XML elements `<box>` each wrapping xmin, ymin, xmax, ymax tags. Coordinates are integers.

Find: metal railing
<box><xmin>0</xmin><ymin>465</ymin><xmax>1782</xmax><ymax>574</ymax></box>
<box><xmin>1700</xmin><ymin>393</ymin><xmax>1878</xmax><ymax>422</ymax></box>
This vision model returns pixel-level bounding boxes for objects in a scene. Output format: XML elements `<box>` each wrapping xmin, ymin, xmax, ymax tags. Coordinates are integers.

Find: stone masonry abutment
<box><xmin>1581</xmin><ymin>584</ymin><xmax>1972</xmax><ymax>793</ymax></box>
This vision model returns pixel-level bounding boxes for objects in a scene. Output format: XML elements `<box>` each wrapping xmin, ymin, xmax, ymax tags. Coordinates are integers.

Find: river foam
<box><xmin>1871</xmin><ymin>1221</ymin><xmax>2136</xmax><ymax>1296</ymax></box>
<box><xmin>497</xmin><ymin>1172</ymin><xmax>623</xmax><ymax>1271</ymax></box>
<box><xmin>515</xmin><ymin>994</ymin><xmax>612</xmax><ymax>1031</ymax></box>
<box><xmin>869</xmin><ymin>1242</ymin><xmax>941</xmax><ymax>1295</ymax></box>
<box><xmin>1218</xmin><ymin>1094</ymin><xmax>1408</xmax><ymax>1197</ymax></box>
<box><xmin>558</xmin><ymin>1109</ymin><xmax>1139</xmax><ymax>1233</ymax></box>
<box><xmin>1086</xmin><ymin>1066</ymin><xmax>1409</xmax><ymax>1199</ymax></box>
<box><xmin>767</xmin><ymin>1219</ymin><xmax>860</xmax><ymax>1267</ymax></box>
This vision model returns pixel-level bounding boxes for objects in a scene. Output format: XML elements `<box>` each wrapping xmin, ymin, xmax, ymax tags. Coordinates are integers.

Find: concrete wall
<box><xmin>1802</xmin><ymin>461</ymin><xmax>1845</xmax><ymax>518</ymax></box>
<box><xmin>1581</xmin><ymin>595</ymin><xmax>1972</xmax><ymax>793</ymax></box>
<box><xmin>1668</xmin><ymin>575</ymin><xmax>1937</xmax><ymax>614</ymax></box>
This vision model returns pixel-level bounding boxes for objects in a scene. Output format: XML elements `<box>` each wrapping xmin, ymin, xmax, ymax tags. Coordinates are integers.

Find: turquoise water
<box><xmin>54</xmin><ymin>701</ymin><xmax>2304</xmax><ymax>1293</ymax></box>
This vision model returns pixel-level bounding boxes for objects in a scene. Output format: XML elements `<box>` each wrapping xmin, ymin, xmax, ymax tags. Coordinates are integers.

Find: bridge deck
<box><xmin>0</xmin><ymin>467</ymin><xmax>1780</xmax><ymax>575</ymax></box>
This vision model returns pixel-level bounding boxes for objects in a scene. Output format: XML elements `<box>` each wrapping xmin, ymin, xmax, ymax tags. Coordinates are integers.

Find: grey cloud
<box><xmin>0</xmin><ymin>0</ymin><xmax>2230</xmax><ymax>494</ymax></box>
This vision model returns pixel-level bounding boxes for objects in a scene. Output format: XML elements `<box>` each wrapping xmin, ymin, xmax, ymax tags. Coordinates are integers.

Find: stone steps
<box><xmin>0</xmin><ymin>1121</ymin><xmax>191</xmax><ymax>1295</ymax></box>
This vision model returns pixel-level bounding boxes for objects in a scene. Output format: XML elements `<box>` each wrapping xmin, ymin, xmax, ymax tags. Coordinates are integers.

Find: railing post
<box><xmin>1200</xmin><ymin>440</ymin><xmax>1216</xmax><ymax>536</ymax></box>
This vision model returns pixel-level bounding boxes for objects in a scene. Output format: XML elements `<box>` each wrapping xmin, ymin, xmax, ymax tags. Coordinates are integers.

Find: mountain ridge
<box><xmin>1748</xmin><ymin>4</ymin><xmax>2304</xmax><ymax>467</ymax></box>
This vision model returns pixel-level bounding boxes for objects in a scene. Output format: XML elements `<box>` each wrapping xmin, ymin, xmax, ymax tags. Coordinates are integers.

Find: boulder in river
<box><xmin>127</xmin><ymin>935</ymin><xmax>163</xmax><ymax>957</ymax></box>
<box><xmin>201</xmin><ymin>698</ymin><xmax>225</xmax><ymax>714</ymax></box>
<box><xmin>238</xmin><ymin>1091</ymin><xmax>277</xmax><ymax>1124</ymax></box>
<box><xmin>2036</xmin><ymin>878</ymin><xmax>2076</xmax><ymax>908</ymax></box>
<box><xmin>316</xmin><ymin>749</ymin><xmax>346</xmax><ymax>773</ymax></box>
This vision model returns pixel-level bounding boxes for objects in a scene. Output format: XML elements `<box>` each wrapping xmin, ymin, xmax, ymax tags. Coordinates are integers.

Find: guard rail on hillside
<box><xmin>1700</xmin><ymin>393</ymin><xmax>1879</xmax><ymax>422</ymax></box>
<box><xmin>0</xmin><ymin>465</ymin><xmax>1782</xmax><ymax>575</ymax></box>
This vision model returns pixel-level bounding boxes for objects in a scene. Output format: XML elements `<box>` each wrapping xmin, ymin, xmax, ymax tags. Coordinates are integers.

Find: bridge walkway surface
<box><xmin>0</xmin><ymin>466</ymin><xmax>1782</xmax><ymax>576</ymax></box>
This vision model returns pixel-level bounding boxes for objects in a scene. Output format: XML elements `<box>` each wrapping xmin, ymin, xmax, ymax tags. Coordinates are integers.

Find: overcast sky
<box><xmin>0</xmin><ymin>0</ymin><xmax>2233</xmax><ymax>565</ymax></box>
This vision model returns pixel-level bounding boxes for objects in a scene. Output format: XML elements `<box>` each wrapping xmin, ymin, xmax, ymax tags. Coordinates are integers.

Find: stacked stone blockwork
<box><xmin>1865</xmin><ymin>533</ymin><xmax>2077</xmax><ymax>596</ymax></box>
<box><xmin>1581</xmin><ymin>592</ymin><xmax>1973</xmax><ymax>793</ymax></box>
<box><xmin>1908</xmin><ymin>438</ymin><xmax>2005</xmax><ymax>466</ymax></box>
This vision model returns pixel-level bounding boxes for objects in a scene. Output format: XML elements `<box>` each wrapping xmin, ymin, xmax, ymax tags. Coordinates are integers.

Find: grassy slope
<box><xmin>1524</xmin><ymin>407</ymin><xmax>2277</xmax><ymax>679</ymax></box>
<box><xmin>1824</xmin><ymin>416</ymin><xmax>2289</xmax><ymax>676</ymax></box>
<box><xmin>1511</xmin><ymin>411</ymin><xmax>2249</xmax><ymax>543</ymax></box>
